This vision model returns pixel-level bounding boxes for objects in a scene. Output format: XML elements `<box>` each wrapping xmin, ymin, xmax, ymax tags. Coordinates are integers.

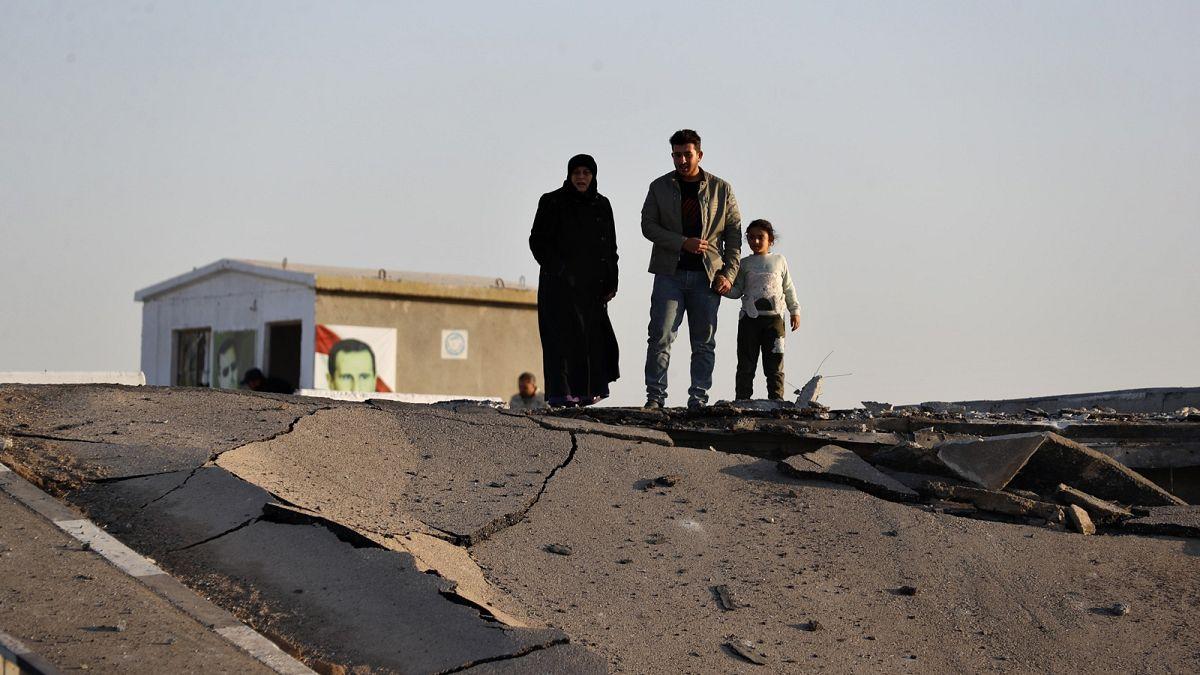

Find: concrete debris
<box><xmin>1006</xmin><ymin>433</ymin><xmax>1186</xmax><ymax>507</ymax></box>
<box><xmin>1110</xmin><ymin>603</ymin><xmax>1131</xmax><ymax>617</ymax></box>
<box><xmin>935</xmin><ymin>433</ymin><xmax>1045</xmax><ymax>490</ymax></box>
<box><xmin>724</xmin><ymin>638</ymin><xmax>769</xmax><ymax>665</ymax></box>
<box><xmin>933</xmin><ymin>432</ymin><xmax>1185</xmax><ymax>507</ymax></box>
<box><xmin>894</xmin><ymin>585</ymin><xmax>918</xmax><ymax>596</ymax></box>
<box><xmin>796</xmin><ymin>620</ymin><xmax>824</xmax><ymax>632</ymax></box>
<box><xmin>795</xmin><ymin>375</ymin><xmax>824</xmax><ymax>408</ymax></box>
<box><xmin>927</xmin><ymin>483</ymin><xmax>1064</xmax><ymax>522</ymax></box>
<box><xmin>654</xmin><ymin>474</ymin><xmax>681</xmax><ymax>487</ymax></box>
<box><xmin>544</xmin><ymin>543</ymin><xmax>572</xmax><ymax>556</ymax></box>
<box><xmin>870</xmin><ymin>443</ymin><xmax>956</xmax><ymax>478</ymax></box>
<box><xmin>1066</xmin><ymin>505</ymin><xmax>1096</xmax><ymax>535</ymax></box>
<box><xmin>862</xmin><ymin>401</ymin><xmax>893</xmax><ymax>414</ymax></box>
<box><xmin>779</xmin><ymin>445</ymin><xmax>919</xmax><ymax>502</ymax></box>
<box><xmin>712</xmin><ymin>584</ymin><xmax>738</xmax><ymax>611</ymax></box>
<box><xmin>1055</xmin><ymin>484</ymin><xmax>1133</xmax><ymax>525</ymax></box>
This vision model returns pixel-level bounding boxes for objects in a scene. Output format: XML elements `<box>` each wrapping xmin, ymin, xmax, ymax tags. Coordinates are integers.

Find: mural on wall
<box><xmin>212</xmin><ymin>330</ymin><xmax>257</xmax><ymax>390</ymax></box>
<box><xmin>314</xmin><ymin>325</ymin><xmax>396</xmax><ymax>393</ymax></box>
<box><xmin>174</xmin><ymin>329</ymin><xmax>210</xmax><ymax>387</ymax></box>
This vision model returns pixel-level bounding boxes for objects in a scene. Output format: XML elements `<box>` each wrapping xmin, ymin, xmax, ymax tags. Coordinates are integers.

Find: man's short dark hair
<box><xmin>518</xmin><ymin>372</ymin><xmax>536</xmax><ymax>384</ymax></box>
<box><xmin>669</xmin><ymin>129</ymin><xmax>702</xmax><ymax>150</ymax></box>
<box><xmin>217</xmin><ymin>337</ymin><xmax>237</xmax><ymax>358</ymax></box>
<box><xmin>328</xmin><ymin>338</ymin><xmax>376</xmax><ymax>376</ymax></box>
<box><xmin>746</xmin><ymin>218</ymin><xmax>777</xmax><ymax>242</ymax></box>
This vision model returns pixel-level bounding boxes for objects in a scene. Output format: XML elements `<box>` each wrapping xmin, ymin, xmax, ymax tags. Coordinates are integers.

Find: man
<box><xmin>327</xmin><ymin>338</ymin><xmax>377</xmax><ymax>392</ymax></box>
<box><xmin>214</xmin><ymin>338</ymin><xmax>241</xmax><ymax>390</ymax></box>
<box><xmin>241</xmin><ymin>368</ymin><xmax>294</xmax><ymax>394</ymax></box>
<box><xmin>508</xmin><ymin>372</ymin><xmax>549</xmax><ymax>411</ymax></box>
<box><xmin>641</xmin><ymin>129</ymin><xmax>742</xmax><ymax>409</ymax></box>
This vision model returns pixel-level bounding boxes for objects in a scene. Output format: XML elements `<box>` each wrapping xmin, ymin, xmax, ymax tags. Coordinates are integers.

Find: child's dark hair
<box><xmin>746</xmin><ymin>219</ymin><xmax>777</xmax><ymax>242</ymax></box>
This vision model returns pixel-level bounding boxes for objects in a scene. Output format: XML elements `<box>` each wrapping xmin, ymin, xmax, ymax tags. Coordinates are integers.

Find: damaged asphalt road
<box><xmin>2</xmin><ymin>384</ymin><xmax>1199</xmax><ymax>673</ymax></box>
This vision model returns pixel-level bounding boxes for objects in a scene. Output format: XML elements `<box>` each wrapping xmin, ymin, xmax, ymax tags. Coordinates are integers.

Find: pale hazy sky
<box><xmin>2</xmin><ymin>1</ymin><xmax>1197</xmax><ymax>408</ymax></box>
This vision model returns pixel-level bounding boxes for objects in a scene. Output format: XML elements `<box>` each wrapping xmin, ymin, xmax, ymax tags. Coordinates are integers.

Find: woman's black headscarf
<box><xmin>565</xmin><ymin>153</ymin><xmax>598</xmax><ymax>195</ymax></box>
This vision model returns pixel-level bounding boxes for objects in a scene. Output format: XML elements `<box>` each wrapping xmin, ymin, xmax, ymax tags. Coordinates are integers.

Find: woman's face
<box><xmin>570</xmin><ymin>166</ymin><xmax>593</xmax><ymax>192</ymax></box>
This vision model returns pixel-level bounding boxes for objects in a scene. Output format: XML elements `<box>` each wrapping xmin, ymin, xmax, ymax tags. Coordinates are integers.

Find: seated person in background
<box><xmin>509</xmin><ymin>372</ymin><xmax>549</xmax><ymax>411</ymax></box>
<box><xmin>241</xmin><ymin>368</ymin><xmax>295</xmax><ymax>394</ymax></box>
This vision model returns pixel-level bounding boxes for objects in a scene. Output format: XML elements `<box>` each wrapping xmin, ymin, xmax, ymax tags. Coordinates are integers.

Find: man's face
<box><xmin>671</xmin><ymin>143</ymin><xmax>702</xmax><ymax>178</ymax></box>
<box><xmin>570</xmin><ymin>166</ymin><xmax>593</xmax><ymax>192</ymax></box>
<box><xmin>328</xmin><ymin>350</ymin><xmax>376</xmax><ymax>392</ymax></box>
<box><xmin>519</xmin><ymin>378</ymin><xmax>537</xmax><ymax>397</ymax></box>
<box><xmin>217</xmin><ymin>347</ymin><xmax>239</xmax><ymax>389</ymax></box>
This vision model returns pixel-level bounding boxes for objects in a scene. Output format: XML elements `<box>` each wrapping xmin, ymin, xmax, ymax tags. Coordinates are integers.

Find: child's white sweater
<box><xmin>726</xmin><ymin>253</ymin><xmax>800</xmax><ymax>319</ymax></box>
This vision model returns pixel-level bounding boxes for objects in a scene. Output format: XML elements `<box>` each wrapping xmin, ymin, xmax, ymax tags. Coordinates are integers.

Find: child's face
<box><xmin>519</xmin><ymin>378</ymin><xmax>537</xmax><ymax>397</ymax></box>
<box><xmin>746</xmin><ymin>227</ymin><xmax>772</xmax><ymax>255</ymax></box>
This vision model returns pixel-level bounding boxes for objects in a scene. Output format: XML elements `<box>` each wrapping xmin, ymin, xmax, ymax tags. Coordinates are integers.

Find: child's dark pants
<box><xmin>735</xmin><ymin>315</ymin><xmax>786</xmax><ymax>400</ymax></box>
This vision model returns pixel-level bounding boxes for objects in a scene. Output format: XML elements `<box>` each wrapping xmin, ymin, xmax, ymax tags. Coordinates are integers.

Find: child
<box><xmin>509</xmin><ymin>372</ymin><xmax>549</xmax><ymax>411</ymax></box>
<box><xmin>724</xmin><ymin>219</ymin><xmax>801</xmax><ymax>400</ymax></box>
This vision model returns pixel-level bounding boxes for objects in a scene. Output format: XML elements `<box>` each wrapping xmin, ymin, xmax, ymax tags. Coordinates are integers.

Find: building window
<box><xmin>173</xmin><ymin>328</ymin><xmax>211</xmax><ymax>387</ymax></box>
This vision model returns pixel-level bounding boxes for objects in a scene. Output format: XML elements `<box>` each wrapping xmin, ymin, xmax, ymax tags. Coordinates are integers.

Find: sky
<box><xmin>1</xmin><ymin>1</ymin><xmax>1197</xmax><ymax>408</ymax></box>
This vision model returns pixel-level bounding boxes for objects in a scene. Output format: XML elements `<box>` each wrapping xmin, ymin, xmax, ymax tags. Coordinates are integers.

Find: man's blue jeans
<box><xmin>645</xmin><ymin>270</ymin><xmax>721</xmax><ymax>406</ymax></box>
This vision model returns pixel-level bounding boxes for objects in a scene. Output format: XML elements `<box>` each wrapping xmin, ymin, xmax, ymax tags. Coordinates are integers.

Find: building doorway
<box><xmin>266</xmin><ymin>322</ymin><xmax>302</xmax><ymax>391</ymax></box>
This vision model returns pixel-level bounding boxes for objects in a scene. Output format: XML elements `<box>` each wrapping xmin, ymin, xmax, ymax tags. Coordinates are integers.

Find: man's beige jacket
<box><xmin>640</xmin><ymin>170</ymin><xmax>743</xmax><ymax>283</ymax></box>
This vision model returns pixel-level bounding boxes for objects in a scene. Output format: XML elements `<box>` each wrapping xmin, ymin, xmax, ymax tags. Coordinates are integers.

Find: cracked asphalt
<box><xmin>2</xmin><ymin>384</ymin><xmax>1199</xmax><ymax>673</ymax></box>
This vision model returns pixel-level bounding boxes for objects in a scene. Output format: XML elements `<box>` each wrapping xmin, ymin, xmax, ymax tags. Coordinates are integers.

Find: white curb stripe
<box><xmin>54</xmin><ymin>519</ymin><xmax>166</xmax><ymax>578</ymax></box>
<box><xmin>216</xmin><ymin>626</ymin><xmax>314</xmax><ymax>675</ymax></box>
<box><xmin>0</xmin><ymin>460</ymin><xmax>315</xmax><ymax>675</ymax></box>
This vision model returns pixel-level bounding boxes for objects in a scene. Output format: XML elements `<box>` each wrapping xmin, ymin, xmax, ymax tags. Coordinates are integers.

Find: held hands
<box><xmin>682</xmin><ymin>237</ymin><xmax>709</xmax><ymax>254</ymax></box>
<box><xmin>712</xmin><ymin>276</ymin><xmax>732</xmax><ymax>295</ymax></box>
<box><xmin>790</xmin><ymin>314</ymin><xmax>801</xmax><ymax>332</ymax></box>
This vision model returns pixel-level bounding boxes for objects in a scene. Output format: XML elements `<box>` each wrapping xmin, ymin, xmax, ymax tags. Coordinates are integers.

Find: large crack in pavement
<box><xmin>437</xmin><ymin>637</ymin><xmax>572</xmax><ymax>674</ymax></box>
<box><xmin>455</xmin><ymin>431</ymin><xmax>580</xmax><ymax>548</ymax></box>
<box><xmin>135</xmin><ymin>406</ymin><xmax>333</xmax><ymax>510</ymax></box>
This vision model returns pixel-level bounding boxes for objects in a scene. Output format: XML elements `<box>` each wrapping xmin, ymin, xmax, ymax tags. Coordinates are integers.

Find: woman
<box><xmin>529</xmin><ymin>154</ymin><xmax>620</xmax><ymax>407</ymax></box>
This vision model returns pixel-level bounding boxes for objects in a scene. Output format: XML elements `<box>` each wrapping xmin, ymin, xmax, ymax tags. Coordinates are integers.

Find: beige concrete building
<box><xmin>135</xmin><ymin>259</ymin><xmax>540</xmax><ymax>400</ymax></box>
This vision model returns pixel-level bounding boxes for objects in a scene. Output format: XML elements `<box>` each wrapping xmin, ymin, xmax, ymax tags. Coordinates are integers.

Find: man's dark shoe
<box><xmin>686</xmin><ymin>398</ymin><xmax>706</xmax><ymax>410</ymax></box>
<box><xmin>642</xmin><ymin>400</ymin><xmax>663</xmax><ymax>411</ymax></box>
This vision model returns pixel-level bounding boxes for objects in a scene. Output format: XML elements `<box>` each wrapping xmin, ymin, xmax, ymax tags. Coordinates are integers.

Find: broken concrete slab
<box><xmin>873</xmin><ymin>466</ymin><xmax>969</xmax><ymax>494</ymax></box>
<box><xmin>527</xmin><ymin>413</ymin><xmax>674</xmax><ymax>446</ymax></box>
<box><xmin>926</xmin><ymin>483</ymin><xmax>1064</xmax><ymax>522</ymax></box>
<box><xmin>1008</xmin><ymin>433</ymin><xmax>1186</xmax><ymax>507</ymax></box>
<box><xmin>216</xmin><ymin>404</ymin><xmax>574</xmax><ymax>545</ymax></box>
<box><xmin>779</xmin><ymin>445</ymin><xmax>919</xmax><ymax>502</ymax></box>
<box><xmin>869</xmin><ymin>442</ymin><xmax>957</xmax><ymax>478</ymax></box>
<box><xmin>1066</xmin><ymin>505</ymin><xmax>1096</xmax><ymax>535</ymax></box>
<box><xmin>0</xmin><ymin>384</ymin><xmax>327</xmax><ymax>454</ymax></box>
<box><xmin>934</xmin><ymin>431</ymin><xmax>1186</xmax><ymax>507</ymax></box>
<box><xmin>182</xmin><ymin>518</ymin><xmax>574</xmax><ymax>674</ymax></box>
<box><xmin>1056</xmin><ymin>484</ymin><xmax>1133</xmax><ymax>525</ymax></box>
<box><xmin>70</xmin><ymin>466</ymin><xmax>272</xmax><ymax>557</ymax></box>
<box><xmin>935</xmin><ymin>432</ymin><xmax>1045</xmax><ymax>490</ymax></box>
<box><xmin>1121</xmin><ymin>506</ymin><xmax>1200</xmax><ymax>538</ymax></box>
<box><xmin>0</xmin><ymin>437</ymin><xmax>209</xmax><ymax>485</ymax></box>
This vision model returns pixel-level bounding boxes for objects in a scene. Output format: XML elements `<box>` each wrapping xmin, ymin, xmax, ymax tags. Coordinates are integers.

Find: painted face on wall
<box><xmin>216</xmin><ymin>346</ymin><xmax>239</xmax><ymax>389</ymax></box>
<box><xmin>328</xmin><ymin>349</ymin><xmax>376</xmax><ymax>392</ymax></box>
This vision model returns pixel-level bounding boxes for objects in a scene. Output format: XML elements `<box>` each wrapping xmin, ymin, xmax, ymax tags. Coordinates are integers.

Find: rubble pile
<box><xmin>553</xmin><ymin>401</ymin><xmax>1200</xmax><ymax>537</ymax></box>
